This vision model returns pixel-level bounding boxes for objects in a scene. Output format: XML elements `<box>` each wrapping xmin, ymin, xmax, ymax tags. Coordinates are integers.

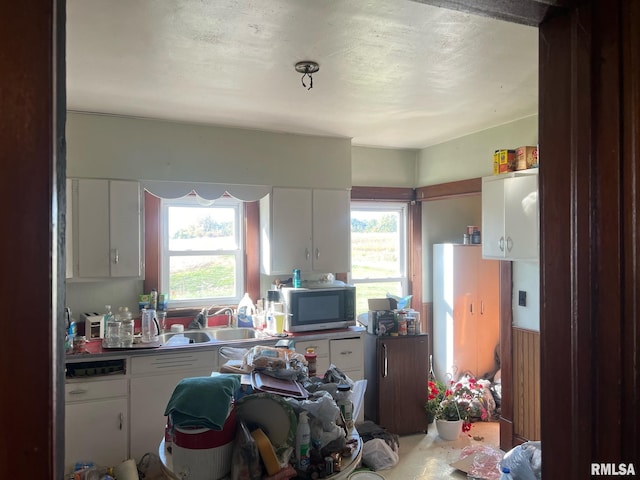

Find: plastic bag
<box><xmin>231</xmin><ymin>421</ymin><xmax>262</xmax><ymax>480</ymax></box>
<box><xmin>498</xmin><ymin>441</ymin><xmax>542</xmax><ymax>480</ymax></box>
<box><xmin>362</xmin><ymin>437</ymin><xmax>399</xmax><ymax>471</ymax></box>
<box><xmin>455</xmin><ymin>445</ymin><xmax>503</xmax><ymax>480</ymax></box>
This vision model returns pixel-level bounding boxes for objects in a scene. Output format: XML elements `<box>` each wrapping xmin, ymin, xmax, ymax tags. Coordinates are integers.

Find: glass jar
<box><xmin>335</xmin><ymin>384</ymin><xmax>354</xmax><ymax>430</ymax></box>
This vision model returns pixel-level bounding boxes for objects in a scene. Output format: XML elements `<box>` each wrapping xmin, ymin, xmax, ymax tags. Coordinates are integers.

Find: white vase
<box><xmin>435</xmin><ymin>419</ymin><xmax>463</xmax><ymax>440</ymax></box>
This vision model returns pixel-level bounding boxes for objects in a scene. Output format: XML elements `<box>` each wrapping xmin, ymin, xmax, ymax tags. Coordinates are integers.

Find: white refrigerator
<box><xmin>432</xmin><ymin>243</ymin><xmax>500</xmax><ymax>383</ymax></box>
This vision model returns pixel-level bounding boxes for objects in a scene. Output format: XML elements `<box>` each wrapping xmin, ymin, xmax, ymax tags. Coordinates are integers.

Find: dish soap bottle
<box><xmin>236</xmin><ymin>293</ymin><xmax>255</xmax><ymax>328</ymax></box>
<box><xmin>296</xmin><ymin>411</ymin><xmax>311</xmax><ymax>472</ymax></box>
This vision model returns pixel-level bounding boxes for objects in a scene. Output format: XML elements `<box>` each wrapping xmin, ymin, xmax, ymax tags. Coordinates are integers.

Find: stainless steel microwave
<box><xmin>280</xmin><ymin>285</ymin><xmax>356</xmax><ymax>333</ymax></box>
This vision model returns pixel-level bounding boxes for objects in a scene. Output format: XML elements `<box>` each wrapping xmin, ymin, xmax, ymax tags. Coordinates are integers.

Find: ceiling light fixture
<box><xmin>295</xmin><ymin>61</ymin><xmax>319</xmax><ymax>90</ymax></box>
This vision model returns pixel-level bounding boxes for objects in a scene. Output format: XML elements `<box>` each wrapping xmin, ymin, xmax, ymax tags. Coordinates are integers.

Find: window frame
<box><xmin>349</xmin><ymin>201</ymin><xmax>410</xmax><ymax>298</ymax></box>
<box><xmin>160</xmin><ymin>194</ymin><xmax>245</xmax><ymax>308</ymax></box>
<box><xmin>143</xmin><ymin>191</ymin><xmax>261</xmax><ymax>315</ymax></box>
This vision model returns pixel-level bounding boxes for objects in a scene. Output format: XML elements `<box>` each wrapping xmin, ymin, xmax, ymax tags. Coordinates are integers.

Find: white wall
<box><xmin>417</xmin><ymin>115</ymin><xmax>538</xmax><ymax>186</ymax></box>
<box><xmin>67</xmin><ymin>112</ymin><xmax>352</xmax><ymax>188</ymax></box>
<box><xmin>421</xmin><ymin>196</ymin><xmax>482</xmax><ymax>302</ymax></box>
<box><xmin>512</xmin><ymin>261</ymin><xmax>540</xmax><ymax>331</ymax></box>
<box><xmin>351</xmin><ymin>146</ymin><xmax>418</xmax><ymax>187</ymax></box>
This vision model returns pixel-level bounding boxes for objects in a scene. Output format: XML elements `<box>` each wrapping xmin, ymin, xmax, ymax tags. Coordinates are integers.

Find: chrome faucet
<box><xmin>188</xmin><ymin>306</ymin><xmax>235</xmax><ymax>329</ymax></box>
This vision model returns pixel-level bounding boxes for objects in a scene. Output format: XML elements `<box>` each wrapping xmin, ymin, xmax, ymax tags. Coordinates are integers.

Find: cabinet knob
<box><xmin>499</xmin><ymin>237</ymin><xmax>505</xmax><ymax>252</ymax></box>
<box><xmin>315</xmin><ymin>248</ymin><xmax>320</xmax><ymax>260</ymax></box>
<box><xmin>305</xmin><ymin>248</ymin><xmax>310</xmax><ymax>260</ymax></box>
<box><xmin>113</xmin><ymin>248</ymin><xmax>119</xmax><ymax>264</ymax></box>
<box><xmin>506</xmin><ymin>236</ymin><xmax>513</xmax><ymax>252</ymax></box>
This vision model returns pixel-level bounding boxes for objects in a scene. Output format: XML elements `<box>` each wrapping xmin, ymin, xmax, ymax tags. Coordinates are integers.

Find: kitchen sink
<box><xmin>209</xmin><ymin>328</ymin><xmax>257</xmax><ymax>341</ymax></box>
<box><xmin>159</xmin><ymin>331</ymin><xmax>213</xmax><ymax>345</ymax></box>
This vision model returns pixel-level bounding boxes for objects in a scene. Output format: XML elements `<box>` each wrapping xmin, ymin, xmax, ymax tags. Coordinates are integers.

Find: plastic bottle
<box><xmin>119</xmin><ymin>307</ymin><xmax>134</xmax><ymax>348</ymax></box>
<box><xmin>149</xmin><ymin>288</ymin><xmax>158</xmax><ymax>310</ymax></box>
<box><xmin>336</xmin><ymin>384</ymin><xmax>354</xmax><ymax>430</ymax></box>
<box><xmin>236</xmin><ymin>293</ymin><xmax>255</xmax><ymax>328</ymax></box>
<box><xmin>266</xmin><ymin>290</ymin><xmax>284</xmax><ymax>334</ymax></box>
<box><xmin>292</xmin><ymin>268</ymin><xmax>301</xmax><ymax>288</ymax></box>
<box><xmin>104</xmin><ymin>305</ymin><xmax>120</xmax><ymax>347</ymax></box>
<box><xmin>296</xmin><ymin>411</ymin><xmax>311</xmax><ymax>471</ymax></box>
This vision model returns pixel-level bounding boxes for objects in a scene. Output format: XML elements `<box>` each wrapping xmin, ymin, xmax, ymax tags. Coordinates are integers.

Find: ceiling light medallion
<box><xmin>295</xmin><ymin>61</ymin><xmax>319</xmax><ymax>90</ymax></box>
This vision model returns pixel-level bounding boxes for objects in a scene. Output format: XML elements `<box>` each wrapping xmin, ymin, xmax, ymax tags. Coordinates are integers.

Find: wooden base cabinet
<box><xmin>363</xmin><ymin>334</ymin><xmax>429</xmax><ymax>435</ymax></box>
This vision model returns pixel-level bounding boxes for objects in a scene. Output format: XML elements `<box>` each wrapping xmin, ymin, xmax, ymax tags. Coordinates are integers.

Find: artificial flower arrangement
<box><xmin>425</xmin><ymin>376</ymin><xmax>488</xmax><ymax>432</ymax></box>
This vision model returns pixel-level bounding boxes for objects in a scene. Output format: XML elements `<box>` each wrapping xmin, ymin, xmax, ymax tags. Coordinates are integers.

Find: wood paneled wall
<box><xmin>512</xmin><ymin>327</ymin><xmax>541</xmax><ymax>442</ymax></box>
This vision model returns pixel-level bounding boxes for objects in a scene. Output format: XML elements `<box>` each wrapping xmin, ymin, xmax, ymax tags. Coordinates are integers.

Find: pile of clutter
<box><xmin>163</xmin><ymin>344</ymin><xmax>366</xmax><ymax>480</ymax></box>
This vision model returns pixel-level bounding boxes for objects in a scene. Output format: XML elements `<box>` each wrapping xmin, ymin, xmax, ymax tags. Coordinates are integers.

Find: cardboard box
<box><xmin>516</xmin><ymin>145</ymin><xmax>538</xmax><ymax>170</ymax></box>
<box><xmin>367</xmin><ymin>298</ymin><xmax>398</xmax><ymax>335</ymax></box>
<box><xmin>497</xmin><ymin>149</ymin><xmax>516</xmax><ymax>173</ymax></box>
<box><xmin>493</xmin><ymin>150</ymin><xmax>500</xmax><ymax>175</ymax></box>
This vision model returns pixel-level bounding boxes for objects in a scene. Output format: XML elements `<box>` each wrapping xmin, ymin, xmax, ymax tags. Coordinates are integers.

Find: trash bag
<box><xmin>230</xmin><ymin>421</ymin><xmax>262</xmax><ymax>480</ymax></box>
<box><xmin>498</xmin><ymin>441</ymin><xmax>542</xmax><ymax>480</ymax></box>
<box><xmin>362</xmin><ymin>438</ymin><xmax>399</xmax><ymax>471</ymax></box>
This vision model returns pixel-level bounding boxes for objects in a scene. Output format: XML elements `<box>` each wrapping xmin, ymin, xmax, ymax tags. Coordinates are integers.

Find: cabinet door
<box><xmin>77</xmin><ymin>179</ymin><xmax>111</xmax><ymax>277</ymax></box>
<box><xmin>330</xmin><ymin>337</ymin><xmax>363</xmax><ymax>380</ymax></box>
<box><xmin>110</xmin><ymin>180</ymin><xmax>142</xmax><ymax>277</ymax></box>
<box><xmin>481</xmin><ymin>177</ymin><xmax>507</xmax><ymax>259</ymax></box>
<box><xmin>312</xmin><ymin>189</ymin><xmax>350</xmax><ymax>273</ymax></box>
<box><xmin>130</xmin><ymin>369</ymin><xmax>212</xmax><ymax>461</ymax></box>
<box><xmin>261</xmin><ymin>188</ymin><xmax>312</xmax><ymax>274</ymax></box>
<box><xmin>294</xmin><ymin>339</ymin><xmax>330</xmax><ymax>376</ymax></box>
<box><xmin>505</xmin><ymin>174</ymin><xmax>538</xmax><ymax>260</ymax></box>
<box><xmin>475</xmin><ymin>256</ymin><xmax>500</xmax><ymax>378</ymax></box>
<box><xmin>378</xmin><ymin>336</ymin><xmax>429</xmax><ymax>435</ymax></box>
<box><xmin>75</xmin><ymin>179</ymin><xmax>142</xmax><ymax>278</ymax></box>
<box><xmin>65</xmin><ymin>397</ymin><xmax>128</xmax><ymax>474</ymax></box>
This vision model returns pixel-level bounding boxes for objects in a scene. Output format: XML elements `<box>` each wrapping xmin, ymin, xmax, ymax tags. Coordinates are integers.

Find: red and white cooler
<box><xmin>171</xmin><ymin>406</ymin><xmax>237</xmax><ymax>480</ymax></box>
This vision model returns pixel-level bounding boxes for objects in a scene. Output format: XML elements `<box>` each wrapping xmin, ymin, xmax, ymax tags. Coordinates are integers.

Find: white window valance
<box><xmin>141</xmin><ymin>181</ymin><xmax>272</xmax><ymax>202</ymax></box>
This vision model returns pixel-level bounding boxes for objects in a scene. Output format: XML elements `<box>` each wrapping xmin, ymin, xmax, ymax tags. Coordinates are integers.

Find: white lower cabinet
<box><xmin>293</xmin><ymin>339</ymin><xmax>331</xmax><ymax>376</ymax></box>
<box><xmin>329</xmin><ymin>337</ymin><xmax>364</xmax><ymax>381</ymax></box>
<box><xmin>129</xmin><ymin>349</ymin><xmax>218</xmax><ymax>461</ymax></box>
<box><xmin>64</xmin><ymin>378</ymin><xmax>129</xmax><ymax>474</ymax></box>
<box><xmin>293</xmin><ymin>334</ymin><xmax>364</xmax><ymax>380</ymax></box>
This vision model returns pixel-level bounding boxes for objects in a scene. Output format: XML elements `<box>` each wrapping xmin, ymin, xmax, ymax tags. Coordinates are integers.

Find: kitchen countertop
<box><xmin>65</xmin><ymin>326</ymin><xmax>366</xmax><ymax>364</ymax></box>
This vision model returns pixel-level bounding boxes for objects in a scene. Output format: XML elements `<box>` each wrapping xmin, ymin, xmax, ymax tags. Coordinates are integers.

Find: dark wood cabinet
<box><xmin>363</xmin><ymin>333</ymin><xmax>429</xmax><ymax>435</ymax></box>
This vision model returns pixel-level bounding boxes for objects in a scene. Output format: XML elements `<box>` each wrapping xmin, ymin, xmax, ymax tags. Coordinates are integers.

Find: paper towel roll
<box><xmin>114</xmin><ymin>459</ymin><xmax>139</xmax><ymax>480</ymax></box>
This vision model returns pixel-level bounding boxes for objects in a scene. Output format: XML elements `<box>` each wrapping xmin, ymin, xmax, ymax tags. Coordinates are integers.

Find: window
<box><xmin>160</xmin><ymin>195</ymin><xmax>244</xmax><ymax>308</ymax></box>
<box><xmin>350</xmin><ymin>202</ymin><xmax>408</xmax><ymax>316</ymax></box>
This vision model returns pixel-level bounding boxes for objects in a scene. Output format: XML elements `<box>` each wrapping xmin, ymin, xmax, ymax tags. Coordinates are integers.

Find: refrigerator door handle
<box><xmin>382</xmin><ymin>343</ymin><xmax>388</xmax><ymax>378</ymax></box>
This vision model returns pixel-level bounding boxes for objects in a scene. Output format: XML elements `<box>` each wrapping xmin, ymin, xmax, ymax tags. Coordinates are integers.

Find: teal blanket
<box><xmin>164</xmin><ymin>374</ymin><xmax>241</xmax><ymax>430</ymax></box>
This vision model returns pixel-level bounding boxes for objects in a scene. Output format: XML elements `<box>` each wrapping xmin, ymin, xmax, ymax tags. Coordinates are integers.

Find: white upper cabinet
<box><xmin>482</xmin><ymin>169</ymin><xmax>539</xmax><ymax>261</ymax></box>
<box><xmin>70</xmin><ymin>178</ymin><xmax>143</xmax><ymax>278</ymax></box>
<box><xmin>260</xmin><ymin>187</ymin><xmax>350</xmax><ymax>275</ymax></box>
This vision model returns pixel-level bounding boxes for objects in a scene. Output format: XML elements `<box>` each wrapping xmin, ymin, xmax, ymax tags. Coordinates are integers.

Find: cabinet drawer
<box><xmin>330</xmin><ymin>338</ymin><xmax>363</xmax><ymax>371</ymax></box>
<box><xmin>293</xmin><ymin>339</ymin><xmax>329</xmax><ymax>358</ymax></box>
<box><xmin>131</xmin><ymin>350</ymin><xmax>217</xmax><ymax>375</ymax></box>
<box><xmin>65</xmin><ymin>377</ymin><xmax>128</xmax><ymax>402</ymax></box>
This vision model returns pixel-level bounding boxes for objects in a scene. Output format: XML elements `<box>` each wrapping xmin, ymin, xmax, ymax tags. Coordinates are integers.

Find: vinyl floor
<box><xmin>370</xmin><ymin>421</ymin><xmax>502</xmax><ymax>480</ymax></box>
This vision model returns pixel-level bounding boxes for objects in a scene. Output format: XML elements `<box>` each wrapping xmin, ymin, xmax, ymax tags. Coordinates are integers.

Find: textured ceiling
<box><xmin>66</xmin><ymin>0</ymin><xmax>538</xmax><ymax>149</ymax></box>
